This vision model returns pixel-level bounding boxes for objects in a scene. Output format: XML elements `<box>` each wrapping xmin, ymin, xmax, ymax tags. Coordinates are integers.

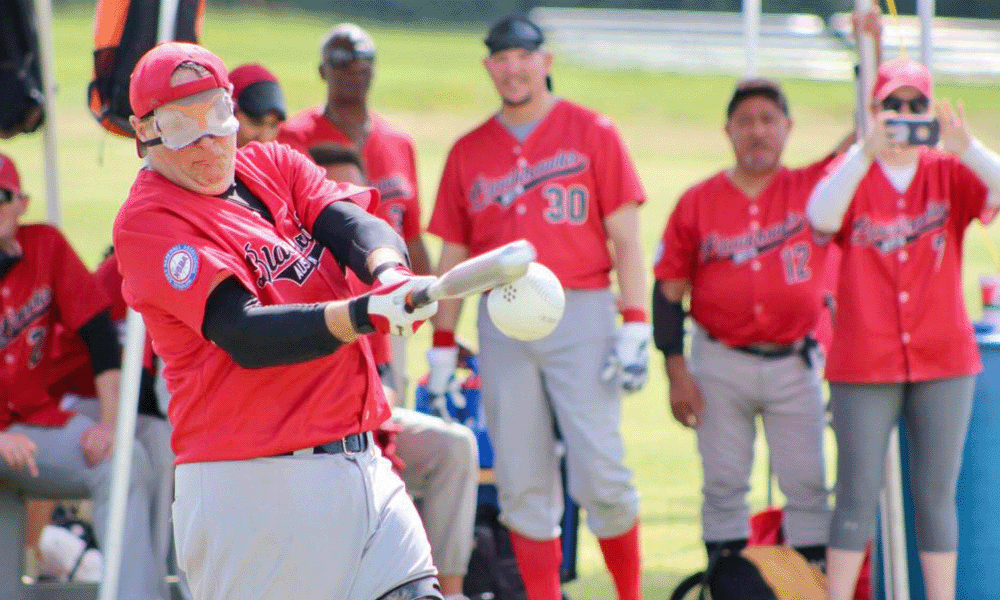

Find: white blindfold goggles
<box><xmin>146</xmin><ymin>87</ymin><xmax>240</xmax><ymax>150</ymax></box>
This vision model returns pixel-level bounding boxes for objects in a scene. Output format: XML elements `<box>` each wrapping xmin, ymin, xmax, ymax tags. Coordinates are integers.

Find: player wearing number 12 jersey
<box><xmin>653</xmin><ymin>78</ymin><xmax>858</xmax><ymax>566</ymax></box>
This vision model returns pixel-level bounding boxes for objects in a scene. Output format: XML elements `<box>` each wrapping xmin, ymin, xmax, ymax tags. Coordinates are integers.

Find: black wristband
<box><xmin>652</xmin><ymin>284</ymin><xmax>686</xmax><ymax>356</ymax></box>
<box><xmin>348</xmin><ymin>295</ymin><xmax>375</xmax><ymax>334</ymax></box>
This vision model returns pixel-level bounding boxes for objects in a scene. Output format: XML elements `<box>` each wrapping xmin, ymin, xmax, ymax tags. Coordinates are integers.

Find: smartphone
<box><xmin>885</xmin><ymin>117</ymin><xmax>940</xmax><ymax>146</ymax></box>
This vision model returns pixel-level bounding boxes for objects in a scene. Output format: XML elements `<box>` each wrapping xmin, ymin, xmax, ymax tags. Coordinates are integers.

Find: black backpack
<box><xmin>463</xmin><ymin>503</ymin><xmax>528</xmax><ymax>600</ymax></box>
<box><xmin>0</xmin><ymin>0</ymin><xmax>44</xmax><ymax>138</ymax></box>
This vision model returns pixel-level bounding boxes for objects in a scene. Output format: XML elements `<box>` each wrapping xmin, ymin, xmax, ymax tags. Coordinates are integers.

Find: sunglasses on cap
<box><xmin>145</xmin><ymin>87</ymin><xmax>240</xmax><ymax>150</ymax></box>
<box><xmin>0</xmin><ymin>189</ymin><xmax>20</xmax><ymax>204</ymax></box>
<box><xmin>881</xmin><ymin>95</ymin><xmax>930</xmax><ymax>114</ymax></box>
<box><xmin>325</xmin><ymin>46</ymin><xmax>375</xmax><ymax>68</ymax></box>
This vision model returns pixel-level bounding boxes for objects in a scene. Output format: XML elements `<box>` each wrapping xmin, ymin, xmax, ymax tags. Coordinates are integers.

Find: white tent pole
<box><xmin>98</xmin><ymin>1</ymin><xmax>179</xmax><ymax>598</ymax></box>
<box><xmin>854</xmin><ymin>0</ymin><xmax>876</xmax><ymax>135</ymax></box>
<box><xmin>32</xmin><ymin>0</ymin><xmax>60</xmax><ymax>225</ymax></box>
<box><xmin>96</xmin><ymin>309</ymin><xmax>146</xmax><ymax>600</ymax></box>
<box><xmin>742</xmin><ymin>0</ymin><xmax>761</xmax><ymax>77</ymax></box>
<box><xmin>918</xmin><ymin>0</ymin><xmax>935</xmax><ymax>68</ymax></box>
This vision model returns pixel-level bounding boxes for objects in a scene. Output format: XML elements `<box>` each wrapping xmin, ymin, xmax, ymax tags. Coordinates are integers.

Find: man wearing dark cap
<box><xmin>229</xmin><ymin>63</ymin><xmax>286</xmax><ymax>147</ymax></box>
<box><xmin>279</xmin><ymin>22</ymin><xmax>432</xmax><ymax>398</ymax></box>
<box><xmin>651</xmin><ymin>74</ymin><xmax>863</xmax><ymax>568</ymax></box>
<box><xmin>114</xmin><ymin>41</ymin><xmax>444</xmax><ymax>600</ymax></box>
<box><xmin>427</xmin><ymin>14</ymin><xmax>647</xmax><ymax>600</ymax></box>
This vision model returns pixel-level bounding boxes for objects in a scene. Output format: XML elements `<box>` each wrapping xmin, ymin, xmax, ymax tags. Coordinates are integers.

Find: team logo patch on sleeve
<box><xmin>163</xmin><ymin>244</ymin><xmax>199</xmax><ymax>290</ymax></box>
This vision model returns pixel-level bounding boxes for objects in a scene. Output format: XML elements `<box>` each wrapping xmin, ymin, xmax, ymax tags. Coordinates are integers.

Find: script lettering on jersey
<box><xmin>244</xmin><ymin>226</ymin><xmax>325</xmax><ymax>288</ymax></box>
<box><xmin>372</xmin><ymin>173</ymin><xmax>413</xmax><ymax>202</ymax></box>
<box><xmin>0</xmin><ymin>287</ymin><xmax>53</xmax><ymax>353</ymax></box>
<box><xmin>468</xmin><ymin>150</ymin><xmax>589</xmax><ymax>211</ymax></box>
<box><xmin>700</xmin><ymin>213</ymin><xmax>806</xmax><ymax>265</ymax></box>
<box><xmin>850</xmin><ymin>201</ymin><xmax>948</xmax><ymax>252</ymax></box>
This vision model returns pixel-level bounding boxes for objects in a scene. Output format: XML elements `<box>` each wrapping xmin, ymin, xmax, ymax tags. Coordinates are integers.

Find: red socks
<box><xmin>598</xmin><ymin>522</ymin><xmax>643</xmax><ymax>600</ymax></box>
<box><xmin>509</xmin><ymin>530</ymin><xmax>563</xmax><ymax>600</ymax></box>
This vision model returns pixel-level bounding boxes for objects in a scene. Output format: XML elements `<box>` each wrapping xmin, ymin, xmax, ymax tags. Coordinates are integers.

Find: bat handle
<box><xmin>405</xmin><ymin>283</ymin><xmax>432</xmax><ymax>312</ymax></box>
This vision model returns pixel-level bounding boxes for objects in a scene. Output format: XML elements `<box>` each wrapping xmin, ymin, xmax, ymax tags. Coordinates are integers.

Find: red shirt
<box><xmin>113</xmin><ymin>141</ymin><xmax>389</xmax><ymax>463</ymax></box>
<box><xmin>279</xmin><ymin>107</ymin><xmax>421</xmax><ymax>241</ymax></box>
<box><xmin>826</xmin><ymin>150</ymin><xmax>990</xmax><ymax>383</ymax></box>
<box><xmin>0</xmin><ymin>224</ymin><xmax>111</xmax><ymax>429</ymax></box>
<box><xmin>428</xmin><ymin>100</ymin><xmax>645</xmax><ymax>288</ymax></box>
<box><xmin>278</xmin><ymin>108</ymin><xmax>420</xmax><ymax>366</ymax></box>
<box><xmin>655</xmin><ymin>160</ymin><xmax>835</xmax><ymax>347</ymax></box>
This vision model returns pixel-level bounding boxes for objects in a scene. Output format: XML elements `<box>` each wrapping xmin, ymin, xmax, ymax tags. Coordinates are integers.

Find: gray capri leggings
<box><xmin>829</xmin><ymin>376</ymin><xmax>975</xmax><ymax>552</ymax></box>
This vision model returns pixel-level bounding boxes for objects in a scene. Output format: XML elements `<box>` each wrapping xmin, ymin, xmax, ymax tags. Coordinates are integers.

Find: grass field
<box><xmin>5</xmin><ymin>6</ymin><xmax>1000</xmax><ymax>598</ymax></box>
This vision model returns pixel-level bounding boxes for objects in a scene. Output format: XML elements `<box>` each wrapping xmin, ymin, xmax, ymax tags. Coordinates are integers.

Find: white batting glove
<box><xmin>375</xmin><ymin>263</ymin><xmax>412</xmax><ymax>286</ymax></box>
<box><xmin>600</xmin><ymin>322</ymin><xmax>652</xmax><ymax>393</ymax></box>
<box><xmin>357</xmin><ymin>277</ymin><xmax>438</xmax><ymax>336</ymax></box>
<box><xmin>426</xmin><ymin>346</ymin><xmax>459</xmax><ymax>398</ymax></box>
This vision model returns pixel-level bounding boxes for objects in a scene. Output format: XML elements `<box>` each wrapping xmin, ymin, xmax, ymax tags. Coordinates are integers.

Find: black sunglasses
<box><xmin>0</xmin><ymin>189</ymin><xmax>18</xmax><ymax>204</ymax></box>
<box><xmin>881</xmin><ymin>95</ymin><xmax>930</xmax><ymax>113</ymax></box>
<box><xmin>325</xmin><ymin>47</ymin><xmax>375</xmax><ymax>68</ymax></box>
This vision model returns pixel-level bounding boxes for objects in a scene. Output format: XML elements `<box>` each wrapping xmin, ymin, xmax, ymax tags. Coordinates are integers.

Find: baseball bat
<box><xmin>406</xmin><ymin>239</ymin><xmax>537</xmax><ymax>310</ymax></box>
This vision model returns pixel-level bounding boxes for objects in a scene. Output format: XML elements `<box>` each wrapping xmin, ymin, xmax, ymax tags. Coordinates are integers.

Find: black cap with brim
<box><xmin>237</xmin><ymin>80</ymin><xmax>287</xmax><ymax>120</ymax></box>
<box><xmin>485</xmin><ymin>14</ymin><xmax>544</xmax><ymax>55</ymax></box>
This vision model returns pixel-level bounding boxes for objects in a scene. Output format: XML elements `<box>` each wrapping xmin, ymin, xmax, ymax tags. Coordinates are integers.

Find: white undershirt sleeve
<box><xmin>806</xmin><ymin>142</ymin><xmax>873</xmax><ymax>233</ymax></box>
<box><xmin>960</xmin><ymin>138</ymin><xmax>1000</xmax><ymax>208</ymax></box>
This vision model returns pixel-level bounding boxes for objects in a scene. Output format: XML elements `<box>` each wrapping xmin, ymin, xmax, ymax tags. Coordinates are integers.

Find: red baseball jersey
<box><xmin>113</xmin><ymin>141</ymin><xmax>389</xmax><ymax>464</ymax></box>
<box><xmin>279</xmin><ymin>108</ymin><xmax>421</xmax><ymax>366</ymax></box>
<box><xmin>279</xmin><ymin>107</ymin><xmax>421</xmax><ymax>241</ymax></box>
<box><xmin>825</xmin><ymin>149</ymin><xmax>991</xmax><ymax>383</ymax></box>
<box><xmin>654</xmin><ymin>159</ymin><xmax>835</xmax><ymax>347</ymax></box>
<box><xmin>0</xmin><ymin>224</ymin><xmax>111</xmax><ymax>429</ymax></box>
<box><xmin>428</xmin><ymin>100</ymin><xmax>645</xmax><ymax>288</ymax></box>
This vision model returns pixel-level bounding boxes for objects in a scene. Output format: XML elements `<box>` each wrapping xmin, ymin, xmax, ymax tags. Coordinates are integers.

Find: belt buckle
<box><xmin>341</xmin><ymin>433</ymin><xmax>364</xmax><ymax>457</ymax></box>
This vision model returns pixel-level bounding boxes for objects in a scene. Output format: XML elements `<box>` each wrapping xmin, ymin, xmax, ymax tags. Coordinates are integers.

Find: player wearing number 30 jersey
<box><xmin>428</xmin><ymin>15</ymin><xmax>647</xmax><ymax>600</ymax></box>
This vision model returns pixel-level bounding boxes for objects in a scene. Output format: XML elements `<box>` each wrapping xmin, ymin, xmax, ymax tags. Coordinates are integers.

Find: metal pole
<box><xmin>743</xmin><ymin>0</ymin><xmax>761</xmax><ymax>77</ymax></box>
<box><xmin>32</xmin><ymin>0</ymin><xmax>60</xmax><ymax>225</ymax></box>
<box><xmin>918</xmin><ymin>0</ymin><xmax>935</xmax><ymax>68</ymax></box>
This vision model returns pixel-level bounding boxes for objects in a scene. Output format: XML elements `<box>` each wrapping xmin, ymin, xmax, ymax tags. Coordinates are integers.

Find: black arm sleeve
<box><xmin>312</xmin><ymin>200</ymin><xmax>409</xmax><ymax>285</ymax></box>
<box><xmin>77</xmin><ymin>310</ymin><xmax>122</xmax><ymax>375</ymax></box>
<box><xmin>652</xmin><ymin>283</ymin><xmax>686</xmax><ymax>357</ymax></box>
<box><xmin>201</xmin><ymin>277</ymin><xmax>343</xmax><ymax>369</ymax></box>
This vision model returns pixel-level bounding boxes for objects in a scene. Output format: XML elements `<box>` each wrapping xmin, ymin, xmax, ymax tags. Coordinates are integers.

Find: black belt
<box><xmin>711</xmin><ymin>335</ymin><xmax>818</xmax><ymax>367</ymax></box>
<box><xmin>280</xmin><ymin>433</ymin><xmax>369</xmax><ymax>457</ymax></box>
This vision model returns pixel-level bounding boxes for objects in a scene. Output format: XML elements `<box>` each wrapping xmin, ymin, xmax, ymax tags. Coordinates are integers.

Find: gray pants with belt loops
<box><xmin>688</xmin><ymin>325</ymin><xmax>831</xmax><ymax>546</ymax></box>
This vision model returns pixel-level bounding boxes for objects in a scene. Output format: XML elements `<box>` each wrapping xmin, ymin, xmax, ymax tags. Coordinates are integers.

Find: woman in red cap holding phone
<box><xmin>807</xmin><ymin>58</ymin><xmax>1000</xmax><ymax>600</ymax></box>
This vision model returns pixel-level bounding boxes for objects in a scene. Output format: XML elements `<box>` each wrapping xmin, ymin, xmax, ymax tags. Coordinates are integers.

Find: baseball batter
<box><xmin>427</xmin><ymin>15</ymin><xmax>647</xmax><ymax>600</ymax></box>
<box><xmin>807</xmin><ymin>58</ymin><xmax>1000</xmax><ymax>600</ymax></box>
<box><xmin>113</xmin><ymin>42</ymin><xmax>443</xmax><ymax>600</ymax></box>
<box><xmin>653</xmin><ymin>78</ymin><xmax>859</xmax><ymax>565</ymax></box>
<box><xmin>0</xmin><ymin>152</ymin><xmax>169</xmax><ymax>599</ymax></box>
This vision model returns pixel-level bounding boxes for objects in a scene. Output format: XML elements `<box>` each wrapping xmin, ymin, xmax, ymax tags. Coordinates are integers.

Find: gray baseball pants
<box><xmin>829</xmin><ymin>376</ymin><xmax>975</xmax><ymax>552</ymax></box>
<box><xmin>688</xmin><ymin>325</ymin><xmax>830</xmax><ymax>546</ymax></box>
<box><xmin>477</xmin><ymin>289</ymin><xmax>640</xmax><ymax>541</ymax></box>
<box><xmin>0</xmin><ymin>414</ymin><xmax>167</xmax><ymax>600</ymax></box>
<box><xmin>391</xmin><ymin>407</ymin><xmax>478</xmax><ymax>577</ymax></box>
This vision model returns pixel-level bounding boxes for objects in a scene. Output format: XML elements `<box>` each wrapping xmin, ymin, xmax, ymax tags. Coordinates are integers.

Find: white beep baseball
<box><xmin>486</xmin><ymin>262</ymin><xmax>565</xmax><ymax>341</ymax></box>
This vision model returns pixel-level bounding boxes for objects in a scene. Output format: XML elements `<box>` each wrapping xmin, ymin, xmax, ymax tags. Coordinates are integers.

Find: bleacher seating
<box><xmin>530</xmin><ymin>6</ymin><xmax>1000</xmax><ymax>82</ymax></box>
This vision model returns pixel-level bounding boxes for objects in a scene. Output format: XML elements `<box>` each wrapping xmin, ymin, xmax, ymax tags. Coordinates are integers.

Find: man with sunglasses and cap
<box><xmin>280</xmin><ymin>23</ymin><xmax>432</xmax><ymax>399</ymax></box>
<box><xmin>807</xmin><ymin>57</ymin><xmax>1000</xmax><ymax>600</ymax></box>
<box><xmin>229</xmin><ymin>63</ymin><xmax>287</xmax><ymax>147</ymax></box>
<box><xmin>0</xmin><ymin>152</ymin><xmax>170</xmax><ymax>599</ymax></box>
<box><xmin>427</xmin><ymin>14</ymin><xmax>647</xmax><ymax>600</ymax></box>
<box><xmin>114</xmin><ymin>41</ymin><xmax>445</xmax><ymax>600</ymax></box>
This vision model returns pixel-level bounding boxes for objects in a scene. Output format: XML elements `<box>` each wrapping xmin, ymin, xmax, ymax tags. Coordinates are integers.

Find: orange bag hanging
<box><xmin>87</xmin><ymin>0</ymin><xmax>205</xmax><ymax>137</ymax></box>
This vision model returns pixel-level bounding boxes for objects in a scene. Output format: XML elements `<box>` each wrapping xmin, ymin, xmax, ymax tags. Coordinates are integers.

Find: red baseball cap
<box><xmin>129</xmin><ymin>42</ymin><xmax>232</xmax><ymax>118</ymax></box>
<box><xmin>872</xmin><ymin>58</ymin><xmax>933</xmax><ymax>102</ymax></box>
<box><xmin>229</xmin><ymin>63</ymin><xmax>286</xmax><ymax>120</ymax></box>
<box><xmin>0</xmin><ymin>153</ymin><xmax>21</xmax><ymax>195</ymax></box>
